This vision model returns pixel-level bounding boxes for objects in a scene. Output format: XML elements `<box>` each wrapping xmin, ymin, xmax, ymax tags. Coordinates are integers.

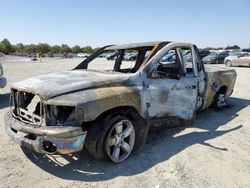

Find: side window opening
<box><xmin>179</xmin><ymin>47</ymin><xmax>194</xmax><ymax>77</ymax></box>
<box><xmin>153</xmin><ymin>49</ymin><xmax>181</xmax><ymax>79</ymax></box>
<box><xmin>88</xmin><ymin>50</ymin><xmax>118</xmax><ymax>71</ymax></box>
<box><xmin>116</xmin><ymin>49</ymin><xmax>151</xmax><ymax>73</ymax></box>
<box><xmin>178</xmin><ymin>47</ymin><xmax>195</xmax><ymax>77</ymax></box>
<box><xmin>120</xmin><ymin>50</ymin><xmax>139</xmax><ymax>70</ymax></box>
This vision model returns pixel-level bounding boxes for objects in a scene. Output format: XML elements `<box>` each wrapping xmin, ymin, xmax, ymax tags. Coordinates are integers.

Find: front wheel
<box><xmin>105</xmin><ymin>118</ymin><xmax>135</xmax><ymax>162</ymax></box>
<box><xmin>85</xmin><ymin>112</ymin><xmax>149</xmax><ymax>163</ymax></box>
<box><xmin>225</xmin><ymin>60</ymin><xmax>232</xmax><ymax>67</ymax></box>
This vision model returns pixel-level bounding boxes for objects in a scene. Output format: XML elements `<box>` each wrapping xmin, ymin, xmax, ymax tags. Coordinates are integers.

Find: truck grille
<box><xmin>11</xmin><ymin>89</ymin><xmax>43</xmax><ymax>125</ymax></box>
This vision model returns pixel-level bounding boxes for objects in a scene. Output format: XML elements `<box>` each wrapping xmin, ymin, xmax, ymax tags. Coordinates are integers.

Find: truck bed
<box><xmin>204</xmin><ymin>65</ymin><xmax>235</xmax><ymax>72</ymax></box>
<box><xmin>202</xmin><ymin>65</ymin><xmax>237</xmax><ymax>109</ymax></box>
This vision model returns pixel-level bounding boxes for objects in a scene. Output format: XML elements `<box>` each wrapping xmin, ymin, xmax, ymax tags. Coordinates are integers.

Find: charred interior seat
<box><xmin>158</xmin><ymin>61</ymin><xmax>179</xmax><ymax>79</ymax></box>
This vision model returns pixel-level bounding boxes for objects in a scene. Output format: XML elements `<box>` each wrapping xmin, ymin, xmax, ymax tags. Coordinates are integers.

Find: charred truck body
<box><xmin>5</xmin><ymin>41</ymin><xmax>236</xmax><ymax>163</ymax></box>
<box><xmin>0</xmin><ymin>62</ymin><xmax>7</xmax><ymax>90</ymax></box>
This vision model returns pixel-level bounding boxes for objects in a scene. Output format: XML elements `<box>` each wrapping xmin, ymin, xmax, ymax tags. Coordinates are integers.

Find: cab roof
<box><xmin>106</xmin><ymin>41</ymin><xmax>171</xmax><ymax>50</ymax></box>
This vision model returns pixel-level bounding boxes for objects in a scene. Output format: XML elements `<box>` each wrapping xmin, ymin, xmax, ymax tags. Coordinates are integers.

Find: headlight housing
<box><xmin>45</xmin><ymin>105</ymin><xmax>84</xmax><ymax>127</ymax></box>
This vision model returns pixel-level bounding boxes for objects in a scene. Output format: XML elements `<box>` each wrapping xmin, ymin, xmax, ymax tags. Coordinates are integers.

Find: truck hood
<box><xmin>12</xmin><ymin>70</ymin><xmax>130</xmax><ymax>100</ymax></box>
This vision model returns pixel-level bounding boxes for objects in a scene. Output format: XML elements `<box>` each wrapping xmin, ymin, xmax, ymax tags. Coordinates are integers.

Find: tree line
<box><xmin>0</xmin><ymin>38</ymin><xmax>242</xmax><ymax>55</ymax></box>
<box><xmin>204</xmin><ymin>45</ymin><xmax>240</xmax><ymax>51</ymax></box>
<box><xmin>0</xmin><ymin>38</ymin><xmax>97</xmax><ymax>55</ymax></box>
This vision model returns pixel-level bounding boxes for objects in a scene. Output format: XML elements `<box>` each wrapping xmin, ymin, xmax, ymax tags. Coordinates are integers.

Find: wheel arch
<box><xmin>94</xmin><ymin>105</ymin><xmax>146</xmax><ymax>124</ymax></box>
<box><xmin>217</xmin><ymin>85</ymin><xmax>228</xmax><ymax>95</ymax></box>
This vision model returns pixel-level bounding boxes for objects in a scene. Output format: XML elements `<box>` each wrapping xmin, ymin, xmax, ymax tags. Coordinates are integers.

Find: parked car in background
<box><xmin>199</xmin><ymin>50</ymin><xmax>211</xmax><ymax>58</ymax></box>
<box><xmin>99</xmin><ymin>52</ymin><xmax>112</xmax><ymax>58</ymax></box>
<box><xmin>68</xmin><ymin>53</ymin><xmax>74</xmax><ymax>58</ymax></box>
<box><xmin>0</xmin><ymin>62</ymin><xmax>7</xmax><ymax>90</ymax></box>
<box><xmin>124</xmin><ymin>53</ymin><xmax>138</xmax><ymax>61</ymax></box>
<box><xmin>31</xmin><ymin>54</ymin><xmax>37</xmax><ymax>61</ymax></box>
<box><xmin>224</xmin><ymin>52</ymin><xmax>250</xmax><ymax>67</ymax></box>
<box><xmin>242</xmin><ymin>48</ymin><xmax>250</xmax><ymax>53</ymax></box>
<box><xmin>48</xmin><ymin>53</ymin><xmax>54</xmax><ymax>58</ymax></box>
<box><xmin>203</xmin><ymin>51</ymin><xmax>228</xmax><ymax>64</ymax></box>
<box><xmin>106</xmin><ymin>52</ymin><xmax>117</xmax><ymax>60</ymax></box>
<box><xmin>77</xmin><ymin>53</ymin><xmax>89</xmax><ymax>58</ymax></box>
<box><xmin>161</xmin><ymin>51</ymin><xmax>176</xmax><ymax>62</ymax></box>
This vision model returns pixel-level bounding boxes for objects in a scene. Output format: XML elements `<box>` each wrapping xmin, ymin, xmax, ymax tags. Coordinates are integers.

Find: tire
<box><xmin>212</xmin><ymin>93</ymin><xmax>227</xmax><ymax>109</ymax></box>
<box><xmin>225</xmin><ymin>60</ymin><xmax>232</xmax><ymax>67</ymax></box>
<box><xmin>85</xmin><ymin>110</ymin><xmax>149</xmax><ymax>163</ymax></box>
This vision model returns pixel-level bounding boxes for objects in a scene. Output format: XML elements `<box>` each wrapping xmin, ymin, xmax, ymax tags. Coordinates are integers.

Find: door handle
<box><xmin>185</xmin><ymin>85</ymin><xmax>196</xmax><ymax>89</ymax></box>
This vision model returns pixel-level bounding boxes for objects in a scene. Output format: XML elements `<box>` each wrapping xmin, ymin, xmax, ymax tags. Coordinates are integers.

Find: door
<box><xmin>142</xmin><ymin>46</ymin><xmax>198</xmax><ymax>121</ymax></box>
<box><xmin>239</xmin><ymin>54</ymin><xmax>250</xmax><ymax>66</ymax></box>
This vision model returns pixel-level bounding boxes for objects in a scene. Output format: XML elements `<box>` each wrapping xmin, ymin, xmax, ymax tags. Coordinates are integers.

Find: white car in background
<box><xmin>0</xmin><ymin>62</ymin><xmax>7</xmax><ymax>90</ymax></box>
<box><xmin>77</xmin><ymin>53</ymin><xmax>89</xmax><ymax>58</ymax></box>
<box><xmin>224</xmin><ymin>52</ymin><xmax>250</xmax><ymax>67</ymax></box>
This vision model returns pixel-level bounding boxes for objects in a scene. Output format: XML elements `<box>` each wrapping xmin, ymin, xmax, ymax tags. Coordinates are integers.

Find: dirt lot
<box><xmin>0</xmin><ymin>56</ymin><xmax>250</xmax><ymax>188</ymax></box>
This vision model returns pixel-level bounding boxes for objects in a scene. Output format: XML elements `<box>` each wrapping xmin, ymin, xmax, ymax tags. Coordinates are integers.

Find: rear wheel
<box><xmin>225</xmin><ymin>60</ymin><xmax>232</xmax><ymax>67</ymax></box>
<box><xmin>212</xmin><ymin>93</ymin><xmax>227</xmax><ymax>109</ymax></box>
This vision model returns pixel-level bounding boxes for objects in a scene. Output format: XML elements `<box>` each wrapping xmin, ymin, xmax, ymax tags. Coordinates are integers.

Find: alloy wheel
<box><xmin>105</xmin><ymin>119</ymin><xmax>135</xmax><ymax>163</ymax></box>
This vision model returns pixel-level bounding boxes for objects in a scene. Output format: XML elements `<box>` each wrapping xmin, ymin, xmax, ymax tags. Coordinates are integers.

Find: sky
<box><xmin>0</xmin><ymin>0</ymin><xmax>250</xmax><ymax>48</ymax></box>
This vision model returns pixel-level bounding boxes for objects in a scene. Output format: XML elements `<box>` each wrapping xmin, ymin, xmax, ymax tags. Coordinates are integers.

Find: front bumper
<box><xmin>5</xmin><ymin>112</ymin><xmax>87</xmax><ymax>154</ymax></box>
<box><xmin>0</xmin><ymin>76</ymin><xmax>7</xmax><ymax>88</ymax></box>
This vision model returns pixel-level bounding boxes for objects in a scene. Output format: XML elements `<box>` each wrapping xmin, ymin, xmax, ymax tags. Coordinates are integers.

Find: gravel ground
<box><xmin>0</xmin><ymin>57</ymin><xmax>250</xmax><ymax>188</ymax></box>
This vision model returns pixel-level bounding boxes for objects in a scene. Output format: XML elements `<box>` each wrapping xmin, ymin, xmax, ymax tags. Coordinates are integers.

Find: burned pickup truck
<box><xmin>5</xmin><ymin>41</ymin><xmax>236</xmax><ymax>163</ymax></box>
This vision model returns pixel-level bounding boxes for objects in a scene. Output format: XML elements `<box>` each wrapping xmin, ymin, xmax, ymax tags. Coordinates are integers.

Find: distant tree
<box><xmin>0</xmin><ymin>38</ymin><xmax>98</xmax><ymax>55</ymax></box>
<box><xmin>225</xmin><ymin>45</ymin><xmax>240</xmax><ymax>50</ymax></box>
<box><xmin>0</xmin><ymin>42</ymin><xmax>4</xmax><ymax>53</ymax></box>
<box><xmin>36</xmin><ymin>43</ymin><xmax>51</xmax><ymax>53</ymax></box>
<box><xmin>81</xmin><ymin>46</ymin><xmax>93</xmax><ymax>54</ymax></box>
<box><xmin>93</xmin><ymin>47</ymin><xmax>101</xmax><ymax>52</ymax></box>
<box><xmin>204</xmin><ymin>47</ymin><xmax>223</xmax><ymax>51</ymax></box>
<box><xmin>60</xmin><ymin>44</ymin><xmax>71</xmax><ymax>53</ymax></box>
<box><xmin>51</xmin><ymin>45</ymin><xmax>61</xmax><ymax>54</ymax></box>
<box><xmin>0</xmin><ymin>38</ymin><xmax>15</xmax><ymax>54</ymax></box>
<box><xmin>25</xmin><ymin>44</ymin><xmax>37</xmax><ymax>53</ymax></box>
<box><xmin>71</xmin><ymin>45</ymin><xmax>81</xmax><ymax>54</ymax></box>
<box><xmin>14</xmin><ymin>43</ymin><xmax>25</xmax><ymax>53</ymax></box>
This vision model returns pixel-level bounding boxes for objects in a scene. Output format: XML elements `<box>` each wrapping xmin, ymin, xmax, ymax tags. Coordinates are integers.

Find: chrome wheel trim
<box><xmin>105</xmin><ymin>119</ymin><xmax>135</xmax><ymax>163</ymax></box>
